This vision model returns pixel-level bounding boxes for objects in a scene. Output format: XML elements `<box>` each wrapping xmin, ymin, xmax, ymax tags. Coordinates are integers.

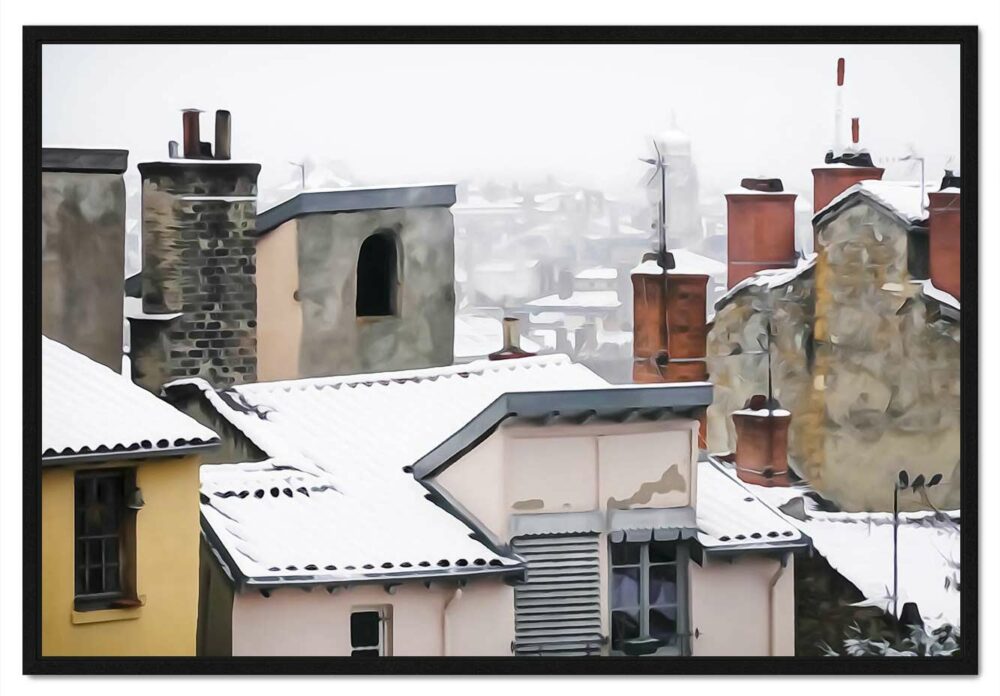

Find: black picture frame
<box><xmin>22</xmin><ymin>24</ymin><xmax>978</xmax><ymax>675</ymax></box>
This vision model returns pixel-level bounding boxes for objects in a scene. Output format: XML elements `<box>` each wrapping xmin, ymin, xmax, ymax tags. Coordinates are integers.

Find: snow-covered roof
<box><xmin>726</xmin><ymin>465</ymin><xmax>960</xmax><ymax>629</ymax></box>
<box><xmin>715</xmin><ymin>254</ymin><xmax>817</xmax><ymax>310</ymax></box>
<box><xmin>191</xmin><ymin>355</ymin><xmax>611</xmax><ymax>585</ymax></box>
<box><xmin>454</xmin><ymin>315</ymin><xmax>542</xmax><ymax>360</ymax></box>
<box><xmin>42</xmin><ymin>336</ymin><xmax>218</xmax><ymax>462</ymax></box>
<box><xmin>815</xmin><ymin>180</ymin><xmax>935</xmax><ymax>226</ymax></box>
<box><xmin>526</xmin><ymin>291</ymin><xmax>621</xmax><ymax>310</ymax></box>
<box><xmin>474</xmin><ymin>259</ymin><xmax>540</xmax><ymax>273</ymax></box>
<box><xmin>575</xmin><ymin>266</ymin><xmax>618</xmax><ymax>280</ymax></box>
<box><xmin>695</xmin><ymin>460</ymin><xmax>804</xmax><ymax>549</ymax></box>
<box><xmin>632</xmin><ymin>249</ymin><xmax>726</xmax><ymax>278</ymax></box>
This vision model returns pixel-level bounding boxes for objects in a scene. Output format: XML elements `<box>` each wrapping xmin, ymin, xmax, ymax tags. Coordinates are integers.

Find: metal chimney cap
<box><xmin>180</xmin><ymin>108</ymin><xmax>205</xmax><ymax>113</ymax></box>
<box><xmin>740</xmin><ymin>177</ymin><xmax>784</xmax><ymax>193</ymax></box>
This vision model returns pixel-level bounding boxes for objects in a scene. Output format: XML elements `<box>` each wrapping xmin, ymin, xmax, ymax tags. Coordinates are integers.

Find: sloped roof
<box><xmin>726</xmin><ymin>464</ymin><xmax>960</xmax><ymax>629</ymax></box>
<box><xmin>714</xmin><ymin>254</ymin><xmax>817</xmax><ymax>310</ymax></box>
<box><xmin>814</xmin><ymin>180</ymin><xmax>935</xmax><ymax>227</ymax></box>
<box><xmin>188</xmin><ymin>356</ymin><xmax>610</xmax><ymax>586</ymax></box>
<box><xmin>42</xmin><ymin>336</ymin><xmax>218</xmax><ymax>463</ymax></box>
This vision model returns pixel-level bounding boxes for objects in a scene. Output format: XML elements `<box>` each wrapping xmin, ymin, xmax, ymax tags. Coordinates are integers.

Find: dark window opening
<box><xmin>350</xmin><ymin>608</ymin><xmax>390</xmax><ymax>656</ymax></box>
<box><xmin>356</xmin><ymin>231</ymin><xmax>398</xmax><ymax>317</ymax></box>
<box><xmin>74</xmin><ymin>469</ymin><xmax>138</xmax><ymax>611</ymax></box>
<box><xmin>610</xmin><ymin>540</ymin><xmax>689</xmax><ymax>656</ymax></box>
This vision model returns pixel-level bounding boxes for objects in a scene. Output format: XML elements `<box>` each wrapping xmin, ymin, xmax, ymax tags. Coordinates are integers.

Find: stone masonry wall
<box><xmin>133</xmin><ymin>162</ymin><xmax>260</xmax><ymax>392</ymax></box>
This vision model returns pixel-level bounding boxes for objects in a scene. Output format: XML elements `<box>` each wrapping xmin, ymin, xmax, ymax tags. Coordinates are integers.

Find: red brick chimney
<box><xmin>631</xmin><ymin>254</ymin><xmax>709</xmax><ymax>384</ymax></box>
<box><xmin>732</xmin><ymin>395</ymin><xmax>791</xmax><ymax>487</ymax></box>
<box><xmin>725</xmin><ymin>178</ymin><xmax>797</xmax><ymax>288</ymax></box>
<box><xmin>927</xmin><ymin>175</ymin><xmax>961</xmax><ymax>300</ymax></box>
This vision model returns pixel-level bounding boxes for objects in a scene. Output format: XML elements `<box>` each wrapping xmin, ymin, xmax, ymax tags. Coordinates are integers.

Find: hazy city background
<box><xmin>42</xmin><ymin>43</ymin><xmax>960</xmax><ymax>381</ymax></box>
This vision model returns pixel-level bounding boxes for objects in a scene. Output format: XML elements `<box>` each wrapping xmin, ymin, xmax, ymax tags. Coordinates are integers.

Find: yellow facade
<box><xmin>41</xmin><ymin>454</ymin><xmax>201</xmax><ymax>656</ymax></box>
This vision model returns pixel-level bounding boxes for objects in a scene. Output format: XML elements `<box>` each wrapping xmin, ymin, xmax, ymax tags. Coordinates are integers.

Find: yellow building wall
<box><xmin>42</xmin><ymin>455</ymin><xmax>202</xmax><ymax>656</ymax></box>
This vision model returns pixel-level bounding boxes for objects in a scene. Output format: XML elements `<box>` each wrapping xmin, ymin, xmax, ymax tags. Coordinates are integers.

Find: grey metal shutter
<box><xmin>512</xmin><ymin>534</ymin><xmax>604</xmax><ymax>656</ymax></box>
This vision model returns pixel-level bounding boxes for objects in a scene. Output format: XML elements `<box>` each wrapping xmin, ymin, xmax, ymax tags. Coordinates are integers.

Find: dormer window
<box><xmin>356</xmin><ymin>230</ymin><xmax>399</xmax><ymax>318</ymax></box>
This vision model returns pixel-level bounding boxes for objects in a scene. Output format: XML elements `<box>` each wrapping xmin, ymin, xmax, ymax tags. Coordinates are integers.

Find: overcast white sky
<box><xmin>42</xmin><ymin>43</ymin><xmax>960</xmax><ymax>200</ymax></box>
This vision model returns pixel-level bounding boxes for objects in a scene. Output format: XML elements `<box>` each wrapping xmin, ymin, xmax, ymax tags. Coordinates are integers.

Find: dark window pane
<box><xmin>356</xmin><ymin>232</ymin><xmax>397</xmax><ymax>317</ymax></box>
<box><xmin>350</xmin><ymin>611</ymin><xmax>381</xmax><ymax>648</ymax></box>
<box><xmin>649</xmin><ymin>541</ymin><xmax>678</xmax><ymax>564</ymax></box>
<box><xmin>351</xmin><ymin>649</ymin><xmax>380</xmax><ymax>657</ymax></box>
<box><xmin>650</xmin><ymin>605</ymin><xmax>679</xmax><ymax>643</ymax></box>
<box><xmin>648</xmin><ymin>564</ymin><xmax>677</xmax><ymax>606</ymax></box>
<box><xmin>611</xmin><ymin>609</ymin><xmax>640</xmax><ymax>651</ymax></box>
<box><xmin>610</xmin><ymin>541</ymin><xmax>640</xmax><ymax>566</ymax></box>
<box><xmin>610</xmin><ymin>566</ymin><xmax>640</xmax><ymax>609</ymax></box>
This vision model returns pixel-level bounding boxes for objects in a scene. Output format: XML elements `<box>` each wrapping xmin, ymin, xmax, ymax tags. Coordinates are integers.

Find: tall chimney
<box><xmin>181</xmin><ymin>109</ymin><xmax>202</xmax><ymax>159</ymax></box>
<box><xmin>489</xmin><ymin>317</ymin><xmax>535</xmax><ymax>361</ymax></box>
<box><xmin>724</xmin><ymin>178</ymin><xmax>797</xmax><ymax>288</ymax></box>
<box><xmin>927</xmin><ymin>175</ymin><xmax>961</xmax><ymax>300</ymax></box>
<box><xmin>732</xmin><ymin>395</ymin><xmax>792</xmax><ymax>487</ymax></box>
<box><xmin>215</xmin><ymin>110</ymin><xmax>232</xmax><ymax>160</ymax></box>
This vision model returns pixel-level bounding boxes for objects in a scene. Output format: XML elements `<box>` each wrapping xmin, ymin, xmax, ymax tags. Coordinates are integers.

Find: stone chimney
<box><xmin>489</xmin><ymin>317</ymin><xmax>536</xmax><ymax>361</ymax></box>
<box><xmin>130</xmin><ymin>109</ymin><xmax>260</xmax><ymax>392</ymax></box>
<box><xmin>41</xmin><ymin>147</ymin><xmax>129</xmax><ymax>372</ymax></box>
<box><xmin>927</xmin><ymin>173</ymin><xmax>961</xmax><ymax>300</ymax></box>
<box><xmin>732</xmin><ymin>395</ymin><xmax>791</xmax><ymax>487</ymax></box>
<box><xmin>724</xmin><ymin>178</ymin><xmax>797</xmax><ymax>288</ymax></box>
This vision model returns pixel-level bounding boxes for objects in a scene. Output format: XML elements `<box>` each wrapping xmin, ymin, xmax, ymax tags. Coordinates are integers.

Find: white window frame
<box><xmin>349</xmin><ymin>605</ymin><xmax>392</xmax><ymax>656</ymax></box>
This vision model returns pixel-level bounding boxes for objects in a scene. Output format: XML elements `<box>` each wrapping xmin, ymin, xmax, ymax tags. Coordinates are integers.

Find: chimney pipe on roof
<box><xmin>489</xmin><ymin>317</ymin><xmax>536</xmax><ymax>361</ymax></box>
<box><xmin>215</xmin><ymin>110</ymin><xmax>232</xmax><ymax>160</ymax></box>
<box><xmin>181</xmin><ymin>109</ymin><xmax>202</xmax><ymax>159</ymax></box>
<box><xmin>837</xmin><ymin>57</ymin><xmax>845</xmax><ymax>87</ymax></box>
<box><xmin>833</xmin><ymin>58</ymin><xmax>845</xmax><ymax>155</ymax></box>
<box><xmin>168</xmin><ymin>140</ymin><xmax>179</xmax><ymax>159</ymax></box>
<box><xmin>851</xmin><ymin>117</ymin><xmax>860</xmax><ymax>146</ymax></box>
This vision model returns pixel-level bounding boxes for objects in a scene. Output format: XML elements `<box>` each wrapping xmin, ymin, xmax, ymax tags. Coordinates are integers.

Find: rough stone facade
<box><xmin>132</xmin><ymin>161</ymin><xmax>260</xmax><ymax>392</ymax></box>
<box><xmin>257</xmin><ymin>205</ymin><xmax>455</xmax><ymax>379</ymax></box>
<box><xmin>707</xmin><ymin>198</ymin><xmax>960</xmax><ymax>512</ymax></box>
<box><xmin>42</xmin><ymin>152</ymin><xmax>127</xmax><ymax>371</ymax></box>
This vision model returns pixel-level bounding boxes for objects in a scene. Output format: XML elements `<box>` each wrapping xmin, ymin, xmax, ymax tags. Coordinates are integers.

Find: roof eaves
<box><xmin>255</xmin><ymin>184</ymin><xmax>458</xmax><ymax>237</ymax></box>
<box><xmin>42</xmin><ymin>437</ymin><xmax>219</xmax><ymax>467</ymax></box>
<box><xmin>413</xmin><ymin>383</ymin><xmax>713</xmax><ymax>480</ymax></box>
<box><xmin>42</xmin><ymin>147</ymin><xmax>128</xmax><ymax>174</ymax></box>
<box><xmin>812</xmin><ymin>188</ymin><xmax>927</xmax><ymax>230</ymax></box>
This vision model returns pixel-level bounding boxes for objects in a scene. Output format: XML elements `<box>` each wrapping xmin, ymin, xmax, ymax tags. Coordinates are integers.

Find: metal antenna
<box><xmin>639</xmin><ymin>139</ymin><xmax>669</xmax><ymax>268</ymax></box>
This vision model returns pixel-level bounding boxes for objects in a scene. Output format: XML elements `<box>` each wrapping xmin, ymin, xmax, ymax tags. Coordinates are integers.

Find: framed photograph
<box><xmin>23</xmin><ymin>25</ymin><xmax>977</xmax><ymax>675</ymax></box>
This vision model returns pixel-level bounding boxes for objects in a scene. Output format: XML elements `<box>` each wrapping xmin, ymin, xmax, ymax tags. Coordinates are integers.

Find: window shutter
<box><xmin>511</xmin><ymin>534</ymin><xmax>604</xmax><ymax>656</ymax></box>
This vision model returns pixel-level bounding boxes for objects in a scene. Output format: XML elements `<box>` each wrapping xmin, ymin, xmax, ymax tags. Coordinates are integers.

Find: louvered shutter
<box><xmin>511</xmin><ymin>534</ymin><xmax>604</xmax><ymax>656</ymax></box>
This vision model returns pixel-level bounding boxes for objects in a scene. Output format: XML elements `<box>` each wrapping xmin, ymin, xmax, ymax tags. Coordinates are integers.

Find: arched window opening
<box><xmin>356</xmin><ymin>231</ymin><xmax>398</xmax><ymax>317</ymax></box>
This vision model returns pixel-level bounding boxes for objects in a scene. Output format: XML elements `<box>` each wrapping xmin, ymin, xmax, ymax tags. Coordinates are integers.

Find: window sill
<box><xmin>71</xmin><ymin>595</ymin><xmax>146</xmax><ymax>625</ymax></box>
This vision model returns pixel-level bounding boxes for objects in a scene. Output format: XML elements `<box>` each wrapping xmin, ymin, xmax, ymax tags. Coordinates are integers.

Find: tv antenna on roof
<box><xmin>639</xmin><ymin>138</ymin><xmax>672</xmax><ymax>270</ymax></box>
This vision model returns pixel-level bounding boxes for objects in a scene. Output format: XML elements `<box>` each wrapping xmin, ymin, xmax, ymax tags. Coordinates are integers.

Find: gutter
<box><xmin>42</xmin><ymin>439</ymin><xmax>219</xmax><ymax>467</ymax></box>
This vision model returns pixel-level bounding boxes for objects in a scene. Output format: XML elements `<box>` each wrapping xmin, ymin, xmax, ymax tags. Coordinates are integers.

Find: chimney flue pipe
<box><xmin>215</xmin><ymin>110</ymin><xmax>232</xmax><ymax>160</ymax></box>
<box><xmin>181</xmin><ymin>109</ymin><xmax>202</xmax><ymax>159</ymax></box>
<box><xmin>851</xmin><ymin>117</ymin><xmax>860</xmax><ymax>145</ymax></box>
<box><xmin>489</xmin><ymin>317</ymin><xmax>535</xmax><ymax>361</ymax></box>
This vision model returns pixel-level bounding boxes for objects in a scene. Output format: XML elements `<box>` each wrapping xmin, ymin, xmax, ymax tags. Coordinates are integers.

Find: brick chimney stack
<box><xmin>813</xmin><ymin>59</ymin><xmax>884</xmax><ymax>213</ymax></box>
<box><xmin>131</xmin><ymin>109</ymin><xmax>260</xmax><ymax>392</ymax></box>
<box><xmin>927</xmin><ymin>172</ymin><xmax>961</xmax><ymax>300</ymax></box>
<box><xmin>724</xmin><ymin>178</ymin><xmax>797</xmax><ymax>288</ymax></box>
<box><xmin>732</xmin><ymin>395</ymin><xmax>792</xmax><ymax>487</ymax></box>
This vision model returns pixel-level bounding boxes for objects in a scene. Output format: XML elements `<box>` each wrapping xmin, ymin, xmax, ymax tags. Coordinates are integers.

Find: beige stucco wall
<box><xmin>42</xmin><ymin>455</ymin><xmax>202</xmax><ymax>656</ymax></box>
<box><xmin>230</xmin><ymin>578</ymin><xmax>514</xmax><ymax>656</ymax></box>
<box><xmin>689</xmin><ymin>554</ymin><xmax>795</xmax><ymax>656</ymax></box>
<box><xmin>438</xmin><ymin>418</ymin><xmax>699</xmax><ymax>541</ymax></box>
<box><xmin>256</xmin><ymin>219</ymin><xmax>303</xmax><ymax>382</ymax></box>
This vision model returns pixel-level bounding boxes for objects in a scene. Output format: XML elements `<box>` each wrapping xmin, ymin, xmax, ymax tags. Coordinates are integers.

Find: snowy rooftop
<box><xmin>715</xmin><ymin>254</ymin><xmax>817</xmax><ymax>310</ymax></box>
<box><xmin>190</xmin><ymin>355</ymin><xmax>612</xmax><ymax>585</ymax></box>
<box><xmin>576</xmin><ymin>266</ymin><xmax>618</xmax><ymax>280</ymax></box>
<box><xmin>816</xmin><ymin>180</ymin><xmax>936</xmax><ymax>226</ymax></box>
<box><xmin>526</xmin><ymin>291</ymin><xmax>621</xmax><ymax>310</ymax></box>
<box><xmin>920</xmin><ymin>279</ymin><xmax>961</xmax><ymax>312</ymax></box>
<box><xmin>632</xmin><ymin>249</ymin><xmax>727</xmax><ymax>278</ymax></box>
<box><xmin>454</xmin><ymin>315</ymin><xmax>542</xmax><ymax>360</ymax></box>
<box><xmin>724</xmin><ymin>464</ymin><xmax>960</xmax><ymax>629</ymax></box>
<box><xmin>42</xmin><ymin>337</ymin><xmax>217</xmax><ymax>462</ymax></box>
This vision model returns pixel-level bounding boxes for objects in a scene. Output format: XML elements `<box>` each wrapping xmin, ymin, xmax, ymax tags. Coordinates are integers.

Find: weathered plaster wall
<box><xmin>41</xmin><ymin>455</ymin><xmax>201</xmax><ymax>656</ymax></box>
<box><xmin>706</xmin><ymin>199</ymin><xmax>960</xmax><ymax>512</ymax></box>
<box><xmin>134</xmin><ymin>162</ymin><xmax>259</xmax><ymax>392</ymax></box>
<box><xmin>291</xmin><ymin>207</ymin><xmax>455</xmax><ymax>378</ymax></box>
<box><xmin>437</xmin><ymin>419</ymin><xmax>699</xmax><ymax>542</ymax></box>
<box><xmin>230</xmin><ymin>578</ymin><xmax>514</xmax><ymax>656</ymax></box>
<box><xmin>42</xmin><ymin>171</ymin><xmax>125</xmax><ymax>371</ymax></box>
<box><xmin>256</xmin><ymin>219</ymin><xmax>302</xmax><ymax>381</ymax></box>
<box><xmin>689</xmin><ymin>554</ymin><xmax>794</xmax><ymax>656</ymax></box>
